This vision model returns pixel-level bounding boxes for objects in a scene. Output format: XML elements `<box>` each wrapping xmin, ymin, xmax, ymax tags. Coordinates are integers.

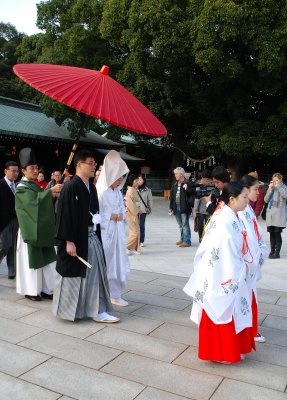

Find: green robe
<box><xmin>15</xmin><ymin>179</ymin><xmax>56</xmax><ymax>269</ymax></box>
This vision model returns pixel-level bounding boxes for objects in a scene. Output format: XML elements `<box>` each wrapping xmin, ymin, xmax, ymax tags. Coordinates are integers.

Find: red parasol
<box><xmin>13</xmin><ymin>63</ymin><xmax>167</xmax><ymax>137</ymax></box>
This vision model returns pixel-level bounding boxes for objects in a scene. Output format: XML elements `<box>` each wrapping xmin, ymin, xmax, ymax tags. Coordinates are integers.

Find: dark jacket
<box><xmin>206</xmin><ymin>188</ymin><xmax>221</xmax><ymax>217</ymax></box>
<box><xmin>55</xmin><ymin>175</ymin><xmax>102</xmax><ymax>278</ymax></box>
<box><xmin>0</xmin><ymin>178</ymin><xmax>17</xmax><ymax>234</ymax></box>
<box><xmin>170</xmin><ymin>180</ymin><xmax>192</xmax><ymax>214</ymax></box>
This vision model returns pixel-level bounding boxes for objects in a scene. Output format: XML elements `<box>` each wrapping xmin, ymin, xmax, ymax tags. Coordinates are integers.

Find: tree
<box><xmin>99</xmin><ymin>0</ymin><xmax>287</xmax><ymax>166</ymax></box>
<box><xmin>0</xmin><ymin>22</ymin><xmax>31</xmax><ymax>99</ymax></box>
<box><xmin>16</xmin><ymin>0</ymin><xmax>123</xmax><ymax>137</ymax></box>
<box><xmin>9</xmin><ymin>0</ymin><xmax>287</xmax><ymax>165</ymax></box>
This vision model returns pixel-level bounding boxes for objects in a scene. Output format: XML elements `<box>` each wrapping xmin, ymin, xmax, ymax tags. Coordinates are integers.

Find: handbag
<box><xmin>137</xmin><ymin>189</ymin><xmax>151</xmax><ymax>214</ymax></box>
<box><xmin>194</xmin><ymin>215</ymin><xmax>199</xmax><ymax>232</ymax></box>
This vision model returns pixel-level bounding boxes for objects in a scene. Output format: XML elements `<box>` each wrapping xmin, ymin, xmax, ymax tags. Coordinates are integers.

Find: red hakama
<box><xmin>199</xmin><ymin>310</ymin><xmax>255</xmax><ymax>363</ymax></box>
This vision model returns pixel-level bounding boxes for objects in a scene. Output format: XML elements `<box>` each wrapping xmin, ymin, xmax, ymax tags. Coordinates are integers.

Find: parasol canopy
<box><xmin>13</xmin><ymin>63</ymin><xmax>167</xmax><ymax>137</ymax></box>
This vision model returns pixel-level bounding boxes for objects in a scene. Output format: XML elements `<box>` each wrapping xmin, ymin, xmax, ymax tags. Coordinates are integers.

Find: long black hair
<box><xmin>127</xmin><ymin>174</ymin><xmax>139</xmax><ymax>186</ymax></box>
<box><xmin>138</xmin><ymin>174</ymin><xmax>147</xmax><ymax>190</ymax></box>
<box><xmin>221</xmin><ymin>181</ymin><xmax>244</xmax><ymax>204</ymax></box>
<box><xmin>241</xmin><ymin>174</ymin><xmax>257</xmax><ymax>188</ymax></box>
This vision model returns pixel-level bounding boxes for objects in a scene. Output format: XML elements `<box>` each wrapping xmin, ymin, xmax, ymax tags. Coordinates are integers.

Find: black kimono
<box><xmin>55</xmin><ymin>175</ymin><xmax>102</xmax><ymax>277</ymax></box>
<box><xmin>53</xmin><ymin>175</ymin><xmax>112</xmax><ymax>321</ymax></box>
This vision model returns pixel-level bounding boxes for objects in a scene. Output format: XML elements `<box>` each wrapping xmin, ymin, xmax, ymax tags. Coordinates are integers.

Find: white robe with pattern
<box><xmin>183</xmin><ymin>204</ymin><xmax>252</xmax><ymax>334</ymax></box>
<box><xmin>238</xmin><ymin>203</ymin><xmax>268</xmax><ymax>300</ymax></box>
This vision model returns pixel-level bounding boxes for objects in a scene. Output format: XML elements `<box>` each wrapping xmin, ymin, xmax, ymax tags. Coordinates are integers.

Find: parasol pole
<box><xmin>61</xmin><ymin>115</ymin><xmax>89</xmax><ymax>178</ymax></box>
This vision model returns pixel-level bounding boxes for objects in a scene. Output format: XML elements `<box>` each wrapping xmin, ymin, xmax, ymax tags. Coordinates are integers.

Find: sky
<box><xmin>1</xmin><ymin>0</ymin><xmax>42</xmax><ymax>35</ymax></box>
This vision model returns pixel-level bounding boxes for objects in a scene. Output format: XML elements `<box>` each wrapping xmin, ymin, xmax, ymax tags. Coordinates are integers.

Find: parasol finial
<box><xmin>100</xmin><ymin>65</ymin><xmax>110</xmax><ymax>75</ymax></box>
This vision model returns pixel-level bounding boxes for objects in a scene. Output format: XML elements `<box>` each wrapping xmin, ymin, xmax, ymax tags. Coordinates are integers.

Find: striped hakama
<box><xmin>53</xmin><ymin>228</ymin><xmax>113</xmax><ymax>321</ymax></box>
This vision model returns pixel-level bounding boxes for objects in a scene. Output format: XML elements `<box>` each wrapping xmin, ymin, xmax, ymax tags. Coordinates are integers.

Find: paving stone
<box><xmin>18</xmin><ymin>310</ymin><xmax>106</xmax><ymax>339</ymax></box>
<box><xmin>173</xmin><ymin>346</ymin><xmax>287</xmax><ymax>392</ymax></box>
<box><xmin>258</xmin><ymin>303</ymin><xmax>287</xmax><ymax>318</ymax></box>
<box><xmin>163</xmin><ymin>288</ymin><xmax>191</xmax><ymax>301</ymax></box>
<box><xmin>277</xmin><ymin>296</ymin><xmax>287</xmax><ymax>307</ymax></box>
<box><xmin>128</xmin><ymin>270</ymin><xmax>158</xmax><ymax>283</ymax></box>
<box><xmin>0</xmin><ymin>299</ymin><xmax>37</xmax><ymax>320</ymax></box>
<box><xmin>257</xmin><ymin>288</ymin><xmax>287</xmax><ymax>298</ymax></box>
<box><xmin>0</xmin><ymin>340</ymin><xmax>50</xmax><ymax>377</ymax></box>
<box><xmin>17</xmin><ymin>297</ymin><xmax>56</xmax><ymax>311</ymax></box>
<box><xmin>150</xmin><ymin>323</ymin><xmax>198</xmax><ymax>347</ymax></box>
<box><xmin>262</xmin><ymin>315</ymin><xmax>287</xmax><ymax>331</ymax></box>
<box><xmin>0</xmin><ymin>316</ymin><xmax>43</xmax><ymax>344</ymax></box>
<box><xmin>21</xmin><ymin>357</ymin><xmax>144</xmax><ymax>400</ymax></box>
<box><xmin>19</xmin><ymin>330</ymin><xmax>121</xmax><ymax>370</ymax></box>
<box><xmin>110</xmin><ymin>313</ymin><xmax>163</xmax><ymax>335</ymax></box>
<box><xmin>149</xmin><ymin>278</ymin><xmax>187</xmax><ymax>290</ymax></box>
<box><xmin>102</xmin><ymin>352</ymin><xmax>222</xmax><ymax>400</ymax></box>
<box><xmin>246</xmin><ymin>342</ymin><xmax>287</xmax><ymax>367</ymax></box>
<box><xmin>259</xmin><ymin>326</ymin><xmax>287</xmax><ymax>347</ymax></box>
<box><xmin>126</xmin><ymin>280</ymin><xmax>171</xmax><ymax>295</ymax></box>
<box><xmin>0</xmin><ymin>285</ymin><xmax>23</xmax><ymax>301</ymax></box>
<box><xmin>123</xmin><ymin>291</ymin><xmax>191</xmax><ymax>310</ymax></box>
<box><xmin>258</xmin><ymin>312</ymin><xmax>267</xmax><ymax>325</ymax></box>
<box><xmin>88</xmin><ymin>327</ymin><xmax>187</xmax><ymax>362</ymax></box>
<box><xmin>257</xmin><ymin>292</ymin><xmax>280</xmax><ymax>305</ymax></box>
<box><xmin>111</xmin><ymin>301</ymin><xmax>145</xmax><ymax>314</ymax></box>
<box><xmin>60</xmin><ymin>397</ymin><xmax>75</xmax><ymax>400</ymax></box>
<box><xmin>0</xmin><ymin>371</ymin><xmax>59</xmax><ymax>400</ymax></box>
<box><xmin>0</xmin><ymin>276</ymin><xmax>17</xmax><ymax>288</ymax></box>
<box><xmin>59</xmin><ymin>397</ymin><xmax>75</xmax><ymax>400</ymax></box>
<box><xmin>211</xmin><ymin>378</ymin><xmax>287</xmax><ymax>400</ymax></box>
<box><xmin>136</xmin><ymin>387</ymin><xmax>190</xmax><ymax>400</ymax></box>
<box><xmin>132</xmin><ymin>305</ymin><xmax>193</xmax><ymax>327</ymax></box>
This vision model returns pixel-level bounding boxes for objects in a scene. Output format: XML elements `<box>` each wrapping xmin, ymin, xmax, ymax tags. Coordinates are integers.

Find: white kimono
<box><xmin>96</xmin><ymin>150</ymin><xmax>130</xmax><ymax>299</ymax></box>
<box><xmin>238</xmin><ymin>204</ymin><xmax>268</xmax><ymax>300</ymax></box>
<box><xmin>16</xmin><ymin>231</ymin><xmax>55</xmax><ymax>296</ymax></box>
<box><xmin>98</xmin><ymin>187</ymin><xmax>130</xmax><ymax>297</ymax></box>
<box><xmin>183</xmin><ymin>203</ymin><xmax>252</xmax><ymax>334</ymax></box>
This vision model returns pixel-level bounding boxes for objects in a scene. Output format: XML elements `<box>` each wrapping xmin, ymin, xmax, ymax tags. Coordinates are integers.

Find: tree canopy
<box><xmin>2</xmin><ymin>0</ymin><xmax>287</xmax><ymax>159</ymax></box>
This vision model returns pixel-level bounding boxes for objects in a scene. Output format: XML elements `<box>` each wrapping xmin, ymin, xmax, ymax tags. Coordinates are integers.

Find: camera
<box><xmin>188</xmin><ymin>183</ymin><xmax>217</xmax><ymax>198</ymax></box>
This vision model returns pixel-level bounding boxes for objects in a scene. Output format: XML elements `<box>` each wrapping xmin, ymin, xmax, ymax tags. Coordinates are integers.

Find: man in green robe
<box><xmin>15</xmin><ymin>148</ymin><xmax>63</xmax><ymax>301</ymax></box>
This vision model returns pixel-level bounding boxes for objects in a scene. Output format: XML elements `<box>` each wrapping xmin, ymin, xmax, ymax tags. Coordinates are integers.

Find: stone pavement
<box><xmin>0</xmin><ymin>197</ymin><xmax>287</xmax><ymax>399</ymax></box>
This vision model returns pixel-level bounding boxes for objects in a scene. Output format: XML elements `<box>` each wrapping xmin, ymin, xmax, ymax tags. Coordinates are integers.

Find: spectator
<box><xmin>193</xmin><ymin>169</ymin><xmax>212</xmax><ymax>242</ymax></box>
<box><xmin>137</xmin><ymin>174</ymin><xmax>153</xmax><ymax>247</ymax></box>
<box><xmin>46</xmin><ymin>170</ymin><xmax>62</xmax><ymax>189</ymax></box>
<box><xmin>46</xmin><ymin>170</ymin><xmax>62</xmax><ymax>214</ymax></box>
<box><xmin>204</xmin><ymin>166</ymin><xmax>230</xmax><ymax>216</ymax></box>
<box><xmin>93</xmin><ymin>165</ymin><xmax>103</xmax><ymax>186</ymax></box>
<box><xmin>126</xmin><ymin>174</ymin><xmax>141</xmax><ymax>255</ymax></box>
<box><xmin>0</xmin><ymin>161</ymin><xmax>19</xmax><ymax>279</ymax></box>
<box><xmin>248</xmin><ymin>171</ymin><xmax>265</xmax><ymax>217</ymax></box>
<box><xmin>35</xmin><ymin>171</ymin><xmax>48</xmax><ymax>190</ymax></box>
<box><xmin>264</xmin><ymin>172</ymin><xmax>287</xmax><ymax>259</ymax></box>
<box><xmin>169</xmin><ymin>167</ymin><xmax>191</xmax><ymax>247</ymax></box>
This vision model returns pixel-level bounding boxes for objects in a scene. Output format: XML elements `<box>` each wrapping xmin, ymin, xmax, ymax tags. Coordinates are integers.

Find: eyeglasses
<box><xmin>81</xmin><ymin>161</ymin><xmax>97</xmax><ymax>167</ymax></box>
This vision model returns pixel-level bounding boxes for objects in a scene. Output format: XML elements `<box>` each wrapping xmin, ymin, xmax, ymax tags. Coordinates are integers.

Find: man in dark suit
<box><xmin>0</xmin><ymin>161</ymin><xmax>19</xmax><ymax>279</ymax></box>
<box><xmin>205</xmin><ymin>166</ymin><xmax>230</xmax><ymax>216</ymax></box>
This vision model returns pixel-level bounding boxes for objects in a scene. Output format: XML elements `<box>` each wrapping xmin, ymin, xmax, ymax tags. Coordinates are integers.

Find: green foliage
<box><xmin>2</xmin><ymin>0</ymin><xmax>287</xmax><ymax>159</ymax></box>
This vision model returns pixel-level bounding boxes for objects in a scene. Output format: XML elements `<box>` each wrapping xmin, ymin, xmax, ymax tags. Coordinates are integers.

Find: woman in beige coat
<box><xmin>125</xmin><ymin>174</ymin><xmax>141</xmax><ymax>255</ymax></box>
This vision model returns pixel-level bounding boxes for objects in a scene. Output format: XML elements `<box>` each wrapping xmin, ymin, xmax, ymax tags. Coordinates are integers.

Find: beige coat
<box><xmin>125</xmin><ymin>186</ymin><xmax>141</xmax><ymax>251</ymax></box>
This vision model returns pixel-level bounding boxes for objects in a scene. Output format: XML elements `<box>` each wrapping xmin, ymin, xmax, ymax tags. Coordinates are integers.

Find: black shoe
<box><xmin>269</xmin><ymin>253</ymin><xmax>280</xmax><ymax>259</ymax></box>
<box><xmin>8</xmin><ymin>275</ymin><xmax>15</xmax><ymax>280</ymax></box>
<box><xmin>40</xmin><ymin>292</ymin><xmax>53</xmax><ymax>300</ymax></box>
<box><xmin>25</xmin><ymin>295</ymin><xmax>42</xmax><ymax>301</ymax></box>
